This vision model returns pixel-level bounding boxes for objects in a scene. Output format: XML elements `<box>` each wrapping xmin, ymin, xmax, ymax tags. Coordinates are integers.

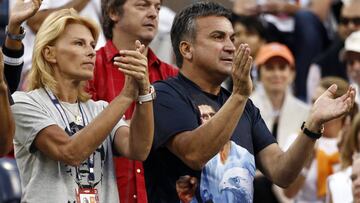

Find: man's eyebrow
<box><xmin>209</xmin><ymin>30</ymin><xmax>226</xmax><ymax>36</ymax></box>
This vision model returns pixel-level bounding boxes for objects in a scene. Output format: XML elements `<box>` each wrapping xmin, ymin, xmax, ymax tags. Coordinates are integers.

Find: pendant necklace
<box><xmin>60</xmin><ymin>101</ymin><xmax>83</xmax><ymax>125</ymax></box>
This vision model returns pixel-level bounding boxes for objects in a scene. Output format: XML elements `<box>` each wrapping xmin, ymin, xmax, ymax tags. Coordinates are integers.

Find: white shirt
<box><xmin>326</xmin><ymin>167</ymin><xmax>353</xmax><ymax>203</ymax></box>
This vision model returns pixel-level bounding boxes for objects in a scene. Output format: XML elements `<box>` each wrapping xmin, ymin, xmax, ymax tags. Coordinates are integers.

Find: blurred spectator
<box><xmin>352</xmin><ymin>155</ymin><xmax>360</xmax><ymax>203</ymax></box>
<box><xmin>307</xmin><ymin>0</ymin><xmax>360</xmax><ymax>103</ymax></box>
<box><xmin>1</xmin><ymin>0</ymin><xmax>42</xmax><ymax>157</ymax></box>
<box><xmin>0</xmin><ymin>2</ymin><xmax>41</xmax><ymax>202</ymax></box>
<box><xmin>342</xmin><ymin>30</ymin><xmax>360</xmax><ymax>105</ymax></box>
<box><xmin>150</xmin><ymin>6</ymin><xmax>176</xmax><ymax>65</ymax></box>
<box><xmin>222</xmin><ymin>14</ymin><xmax>268</xmax><ymax>91</ymax></box>
<box><xmin>252</xmin><ymin>42</ymin><xmax>309</xmax><ymax>151</ymax></box>
<box><xmin>232</xmin><ymin>0</ymin><xmax>335</xmax><ymax>101</ymax></box>
<box><xmin>232</xmin><ymin>14</ymin><xmax>268</xmax><ymax>58</ymax></box>
<box><xmin>327</xmin><ymin>112</ymin><xmax>360</xmax><ymax>203</ymax></box>
<box><xmin>251</xmin><ymin>42</ymin><xmax>309</xmax><ymax>203</ymax></box>
<box><xmin>284</xmin><ymin>76</ymin><xmax>352</xmax><ymax>203</ymax></box>
<box><xmin>0</xmin><ymin>0</ymin><xmax>8</xmax><ymax>45</ymax></box>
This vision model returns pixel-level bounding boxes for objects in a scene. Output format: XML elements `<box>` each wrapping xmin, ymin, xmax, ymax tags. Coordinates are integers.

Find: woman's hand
<box><xmin>114</xmin><ymin>40</ymin><xmax>150</xmax><ymax>100</ymax></box>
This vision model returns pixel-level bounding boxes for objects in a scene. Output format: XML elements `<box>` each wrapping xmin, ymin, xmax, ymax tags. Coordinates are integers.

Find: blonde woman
<box><xmin>11</xmin><ymin>8</ymin><xmax>154</xmax><ymax>202</ymax></box>
<box><xmin>327</xmin><ymin>113</ymin><xmax>360</xmax><ymax>203</ymax></box>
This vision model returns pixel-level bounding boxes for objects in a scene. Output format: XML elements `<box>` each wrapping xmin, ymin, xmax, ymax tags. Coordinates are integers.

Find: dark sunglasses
<box><xmin>339</xmin><ymin>17</ymin><xmax>360</xmax><ymax>26</ymax></box>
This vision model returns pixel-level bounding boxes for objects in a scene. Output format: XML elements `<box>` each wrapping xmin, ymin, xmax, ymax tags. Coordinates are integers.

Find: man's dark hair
<box><xmin>170</xmin><ymin>2</ymin><xmax>231</xmax><ymax>68</ymax></box>
<box><xmin>231</xmin><ymin>13</ymin><xmax>268</xmax><ymax>41</ymax></box>
<box><xmin>101</xmin><ymin>0</ymin><xmax>127</xmax><ymax>39</ymax></box>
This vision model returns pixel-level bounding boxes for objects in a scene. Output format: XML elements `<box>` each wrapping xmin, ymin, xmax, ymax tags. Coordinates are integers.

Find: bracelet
<box><xmin>137</xmin><ymin>85</ymin><xmax>156</xmax><ymax>104</ymax></box>
<box><xmin>5</xmin><ymin>25</ymin><xmax>26</xmax><ymax>41</ymax></box>
<box><xmin>301</xmin><ymin>121</ymin><xmax>324</xmax><ymax>140</ymax></box>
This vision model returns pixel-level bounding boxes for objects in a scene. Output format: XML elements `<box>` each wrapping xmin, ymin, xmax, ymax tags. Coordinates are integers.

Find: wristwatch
<box><xmin>301</xmin><ymin>122</ymin><xmax>324</xmax><ymax>139</ymax></box>
<box><xmin>5</xmin><ymin>25</ymin><xmax>26</xmax><ymax>41</ymax></box>
<box><xmin>137</xmin><ymin>85</ymin><xmax>156</xmax><ymax>104</ymax></box>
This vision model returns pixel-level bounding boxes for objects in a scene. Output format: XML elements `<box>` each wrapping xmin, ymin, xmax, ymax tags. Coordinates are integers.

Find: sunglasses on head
<box><xmin>339</xmin><ymin>17</ymin><xmax>360</xmax><ymax>26</ymax></box>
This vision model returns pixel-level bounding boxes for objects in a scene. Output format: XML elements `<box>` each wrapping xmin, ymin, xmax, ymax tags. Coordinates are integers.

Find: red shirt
<box><xmin>87</xmin><ymin>40</ymin><xmax>178</xmax><ymax>203</ymax></box>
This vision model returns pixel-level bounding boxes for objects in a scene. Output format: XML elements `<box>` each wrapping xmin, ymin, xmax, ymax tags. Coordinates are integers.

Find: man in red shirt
<box><xmin>87</xmin><ymin>0</ymin><xmax>178</xmax><ymax>202</ymax></box>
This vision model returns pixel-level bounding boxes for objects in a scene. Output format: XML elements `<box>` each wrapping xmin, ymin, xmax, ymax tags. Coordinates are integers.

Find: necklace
<box><xmin>60</xmin><ymin>101</ymin><xmax>83</xmax><ymax>125</ymax></box>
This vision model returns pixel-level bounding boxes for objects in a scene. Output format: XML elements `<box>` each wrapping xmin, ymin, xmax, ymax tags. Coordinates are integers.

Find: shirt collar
<box><xmin>104</xmin><ymin>40</ymin><xmax>120</xmax><ymax>63</ymax></box>
<box><xmin>103</xmin><ymin>40</ymin><xmax>161</xmax><ymax>69</ymax></box>
<box><xmin>147</xmin><ymin>48</ymin><xmax>161</xmax><ymax>68</ymax></box>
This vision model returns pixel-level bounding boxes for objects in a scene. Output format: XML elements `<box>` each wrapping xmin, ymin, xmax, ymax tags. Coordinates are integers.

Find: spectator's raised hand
<box><xmin>232</xmin><ymin>43</ymin><xmax>253</xmax><ymax>98</ymax></box>
<box><xmin>309</xmin><ymin>84</ymin><xmax>356</xmax><ymax>128</ymax></box>
<box><xmin>9</xmin><ymin>0</ymin><xmax>42</xmax><ymax>26</ymax></box>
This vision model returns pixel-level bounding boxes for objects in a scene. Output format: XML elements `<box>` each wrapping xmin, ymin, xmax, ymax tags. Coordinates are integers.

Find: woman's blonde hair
<box><xmin>27</xmin><ymin>8</ymin><xmax>99</xmax><ymax>102</ymax></box>
<box><xmin>340</xmin><ymin>113</ymin><xmax>360</xmax><ymax>169</ymax></box>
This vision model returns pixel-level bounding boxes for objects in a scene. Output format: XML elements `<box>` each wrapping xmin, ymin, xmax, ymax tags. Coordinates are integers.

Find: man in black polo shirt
<box><xmin>144</xmin><ymin>2</ymin><xmax>356</xmax><ymax>202</ymax></box>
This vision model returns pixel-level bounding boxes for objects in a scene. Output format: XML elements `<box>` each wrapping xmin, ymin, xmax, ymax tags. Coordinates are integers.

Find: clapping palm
<box><xmin>311</xmin><ymin>84</ymin><xmax>356</xmax><ymax>126</ymax></box>
<box><xmin>232</xmin><ymin>44</ymin><xmax>253</xmax><ymax>98</ymax></box>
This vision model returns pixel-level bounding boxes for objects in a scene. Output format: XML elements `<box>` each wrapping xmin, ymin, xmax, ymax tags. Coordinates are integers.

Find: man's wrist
<box><xmin>5</xmin><ymin>25</ymin><xmax>26</xmax><ymax>41</ymax></box>
<box><xmin>137</xmin><ymin>85</ymin><xmax>156</xmax><ymax>104</ymax></box>
<box><xmin>139</xmin><ymin>81</ymin><xmax>151</xmax><ymax>95</ymax></box>
<box><xmin>7</xmin><ymin>20</ymin><xmax>22</xmax><ymax>32</ymax></box>
<box><xmin>231</xmin><ymin>93</ymin><xmax>249</xmax><ymax>103</ymax></box>
<box><xmin>301</xmin><ymin>120</ymin><xmax>324</xmax><ymax>140</ymax></box>
<box><xmin>305</xmin><ymin>117</ymin><xmax>323</xmax><ymax>133</ymax></box>
<box><xmin>139</xmin><ymin>87</ymin><xmax>150</xmax><ymax>95</ymax></box>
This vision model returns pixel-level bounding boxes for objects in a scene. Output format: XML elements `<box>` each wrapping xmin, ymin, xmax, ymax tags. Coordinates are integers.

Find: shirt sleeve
<box><xmin>111</xmin><ymin>116</ymin><xmax>128</xmax><ymax>142</ymax></box>
<box><xmin>96</xmin><ymin>100</ymin><xmax>128</xmax><ymax>143</ymax></box>
<box><xmin>2</xmin><ymin>44</ymin><xmax>24</xmax><ymax>93</ymax></box>
<box><xmin>152</xmin><ymin>82</ymin><xmax>199</xmax><ymax>149</ymax></box>
<box><xmin>248</xmin><ymin>100</ymin><xmax>277</xmax><ymax>154</ymax></box>
<box><xmin>11</xmin><ymin>92</ymin><xmax>57</xmax><ymax>153</ymax></box>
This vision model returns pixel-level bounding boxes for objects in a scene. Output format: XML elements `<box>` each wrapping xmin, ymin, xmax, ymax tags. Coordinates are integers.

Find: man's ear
<box><xmin>179</xmin><ymin>41</ymin><xmax>193</xmax><ymax>61</ymax></box>
<box><xmin>43</xmin><ymin>46</ymin><xmax>56</xmax><ymax>64</ymax></box>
